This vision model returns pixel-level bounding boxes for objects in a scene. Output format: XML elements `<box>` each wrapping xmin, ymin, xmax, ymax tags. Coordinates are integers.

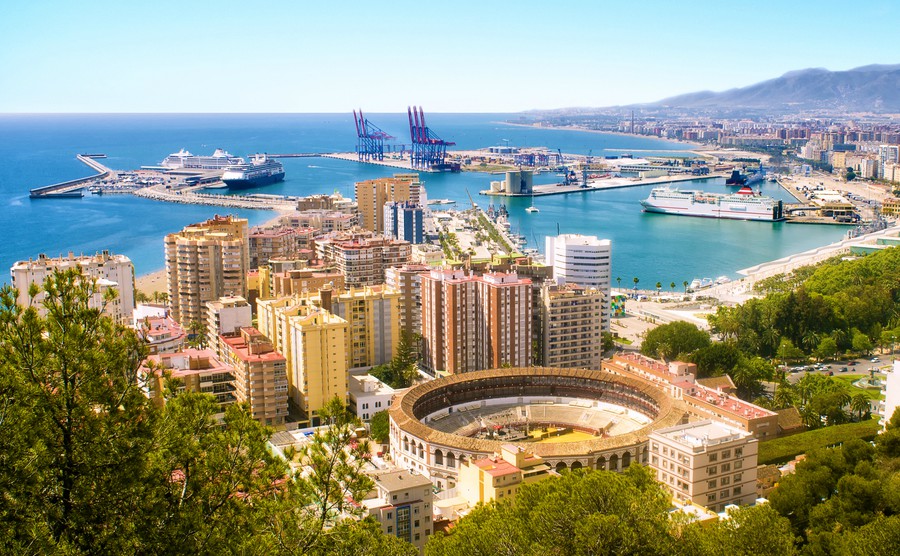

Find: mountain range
<box><xmin>645</xmin><ymin>64</ymin><xmax>900</xmax><ymax>113</ymax></box>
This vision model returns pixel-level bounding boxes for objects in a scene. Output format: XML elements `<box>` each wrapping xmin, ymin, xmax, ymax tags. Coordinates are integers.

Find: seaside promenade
<box><xmin>133</xmin><ymin>184</ymin><xmax>296</xmax><ymax>211</ymax></box>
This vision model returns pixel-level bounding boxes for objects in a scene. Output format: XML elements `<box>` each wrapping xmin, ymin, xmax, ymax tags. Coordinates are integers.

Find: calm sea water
<box><xmin>0</xmin><ymin>114</ymin><xmax>847</xmax><ymax>285</ymax></box>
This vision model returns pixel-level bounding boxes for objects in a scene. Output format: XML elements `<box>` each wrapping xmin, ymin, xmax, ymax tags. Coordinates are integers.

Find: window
<box><xmin>375</xmin><ymin>401</ymin><xmax>382</xmax><ymax>408</ymax></box>
<box><xmin>722</xmin><ymin>449</ymin><xmax>731</xmax><ymax>458</ymax></box>
<box><xmin>387</xmin><ymin>512</ymin><xmax>393</xmax><ymax>519</ymax></box>
<box><xmin>734</xmin><ymin>473</ymin><xmax>742</xmax><ymax>483</ymax></box>
<box><xmin>721</xmin><ymin>463</ymin><xmax>731</xmax><ymax>472</ymax></box>
<box><xmin>707</xmin><ymin>493</ymin><xmax>716</xmax><ymax>502</ymax></box>
<box><xmin>735</xmin><ymin>460</ymin><xmax>743</xmax><ymax>469</ymax></box>
<box><xmin>709</xmin><ymin>453</ymin><xmax>718</xmax><ymax>462</ymax></box>
<box><xmin>733</xmin><ymin>486</ymin><xmax>742</xmax><ymax>495</ymax></box>
<box><xmin>721</xmin><ymin>476</ymin><xmax>730</xmax><ymax>486</ymax></box>
<box><xmin>720</xmin><ymin>489</ymin><xmax>729</xmax><ymax>498</ymax></box>
<box><xmin>707</xmin><ymin>480</ymin><xmax>717</xmax><ymax>489</ymax></box>
<box><xmin>362</xmin><ymin>403</ymin><xmax>369</xmax><ymax>409</ymax></box>
<box><xmin>387</xmin><ymin>526</ymin><xmax>393</xmax><ymax>533</ymax></box>
<box><xmin>707</xmin><ymin>466</ymin><xmax>717</xmax><ymax>475</ymax></box>
<box><xmin>415</xmin><ymin>533</ymin><xmax>420</xmax><ymax>541</ymax></box>
<box><xmin>414</xmin><ymin>520</ymin><xmax>420</xmax><ymax>528</ymax></box>
<box><xmin>735</xmin><ymin>447</ymin><xmax>743</xmax><ymax>457</ymax></box>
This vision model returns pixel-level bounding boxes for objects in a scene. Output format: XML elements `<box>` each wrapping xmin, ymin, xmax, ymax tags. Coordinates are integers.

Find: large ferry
<box><xmin>221</xmin><ymin>155</ymin><xmax>285</xmax><ymax>190</ymax></box>
<box><xmin>160</xmin><ymin>148</ymin><xmax>244</xmax><ymax>169</ymax></box>
<box><xmin>641</xmin><ymin>186</ymin><xmax>785</xmax><ymax>221</ymax></box>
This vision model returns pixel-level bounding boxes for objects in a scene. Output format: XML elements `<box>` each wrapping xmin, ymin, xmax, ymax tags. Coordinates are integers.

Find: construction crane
<box><xmin>353</xmin><ymin>109</ymin><xmax>394</xmax><ymax>162</ymax></box>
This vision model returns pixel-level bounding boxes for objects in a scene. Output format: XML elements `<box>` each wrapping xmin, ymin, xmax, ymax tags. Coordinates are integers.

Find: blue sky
<box><xmin>1</xmin><ymin>0</ymin><xmax>897</xmax><ymax>113</ymax></box>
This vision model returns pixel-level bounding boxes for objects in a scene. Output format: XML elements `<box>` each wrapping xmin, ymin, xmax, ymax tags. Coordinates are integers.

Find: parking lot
<box><xmin>785</xmin><ymin>357</ymin><xmax>892</xmax><ymax>383</ymax></box>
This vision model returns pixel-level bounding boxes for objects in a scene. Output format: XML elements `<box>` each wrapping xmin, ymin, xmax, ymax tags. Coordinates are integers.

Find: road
<box><xmin>785</xmin><ymin>356</ymin><xmax>892</xmax><ymax>384</ymax></box>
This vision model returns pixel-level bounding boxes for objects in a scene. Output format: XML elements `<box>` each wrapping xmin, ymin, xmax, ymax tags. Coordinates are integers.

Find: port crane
<box><xmin>353</xmin><ymin>109</ymin><xmax>394</xmax><ymax>162</ymax></box>
<box><xmin>582</xmin><ymin>149</ymin><xmax>593</xmax><ymax>188</ymax></box>
<box><xmin>556</xmin><ymin>148</ymin><xmax>577</xmax><ymax>186</ymax></box>
<box><xmin>408</xmin><ymin>106</ymin><xmax>456</xmax><ymax>169</ymax></box>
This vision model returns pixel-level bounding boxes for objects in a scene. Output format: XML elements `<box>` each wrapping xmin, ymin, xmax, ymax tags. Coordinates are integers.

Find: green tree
<box><xmin>187</xmin><ymin>319</ymin><xmax>208</xmax><ymax>349</ymax></box>
<box><xmin>370</xmin><ymin>410</ymin><xmax>390</xmax><ymax>444</ymax></box>
<box><xmin>814</xmin><ymin>336</ymin><xmax>839</xmax><ymax>361</ymax></box>
<box><xmin>850</xmin><ymin>393</ymin><xmax>871</xmax><ymax>421</ymax></box>
<box><xmin>426</xmin><ymin>466</ymin><xmax>678</xmax><ymax>556</ymax></box>
<box><xmin>641</xmin><ymin>321</ymin><xmax>710</xmax><ymax>361</ymax></box>
<box><xmin>682</xmin><ymin>504</ymin><xmax>797</xmax><ymax>556</ymax></box>
<box><xmin>633</xmin><ymin>276</ymin><xmax>639</xmax><ymax>292</ymax></box>
<box><xmin>0</xmin><ymin>270</ymin><xmax>154</xmax><ymax>553</ymax></box>
<box><xmin>846</xmin><ymin>167</ymin><xmax>856</xmax><ymax>181</ymax></box>
<box><xmin>683</xmin><ymin>280</ymin><xmax>689</xmax><ymax>293</ymax></box>
<box><xmin>776</xmin><ymin>338</ymin><xmax>805</xmax><ymax>364</ymax></box>
<box><xmin>655</xmin><ymin>281</ymin><xmax>662</xmax><ymax>295</ymax></box>
<box><xmin>670</xmin><ymin>281</ymin><xmax>676</xmax><ymax>292</ymax></box>
<box><xmin>852</xmin><ymin>328</ymin><xmax>874</xmax><ymax>355</ymax></box>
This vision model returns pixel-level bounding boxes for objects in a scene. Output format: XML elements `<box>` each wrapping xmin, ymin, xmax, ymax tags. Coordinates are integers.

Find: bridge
<box><xmin>29</xmin><ymin>154</ymin><xmax>113</xmax><ymax>199</ymax></box>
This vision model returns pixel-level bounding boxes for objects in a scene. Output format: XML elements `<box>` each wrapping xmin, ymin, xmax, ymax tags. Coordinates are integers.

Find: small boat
<box><xmin>525</xmin><ymin>206</ymin><xmax>539</xmax><ymax>213</ymax></box>
<box><xmin>689</xmin><ymin>279</ymin><xmax>701</xmax><ymax>290</ymax></box>
<box><xmin>715</xmin><ymin>275</ymin><xmax>730</xmax><ymax>285</ymax></box>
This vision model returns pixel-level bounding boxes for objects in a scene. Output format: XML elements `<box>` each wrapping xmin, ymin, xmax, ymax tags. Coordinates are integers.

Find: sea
<box><xmin>0</xmin><ymin>113</ymin><xmax>848</xmax><ymax>287</ymax></box>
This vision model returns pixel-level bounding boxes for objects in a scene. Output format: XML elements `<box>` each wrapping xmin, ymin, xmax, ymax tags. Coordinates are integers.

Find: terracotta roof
<box><xmin>776</xmin><ymin>407</ymin><xmax>803</xmax><ymax>431</ymax></box>
<box><xmin>696</xmin><ymin>375</ymin><xmax>736</xmax><ymax>391</ymax></box>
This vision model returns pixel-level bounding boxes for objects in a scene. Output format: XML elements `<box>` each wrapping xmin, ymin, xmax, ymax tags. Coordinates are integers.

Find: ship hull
<box><xmin>223</xmin><ymin>171</ymin><xmax>285</xmax><ymax>190</ymax></box>
<box><xmin>641</xmin><ymin>204</ymin><xmax>784</xmax><ymax>222</ymax></box>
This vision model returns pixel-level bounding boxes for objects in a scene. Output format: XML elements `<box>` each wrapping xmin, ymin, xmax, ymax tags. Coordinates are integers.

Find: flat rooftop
<box><xmin>653</xmin><ymin>420</ymin><xmax>748</xmax><ymax>448</ymax></box>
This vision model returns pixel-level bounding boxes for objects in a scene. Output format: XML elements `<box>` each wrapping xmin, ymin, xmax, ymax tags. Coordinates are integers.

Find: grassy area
<box><xmin>758</xmin><ymin>419</ymin><xmax>882</xmax><ymax>465</ymax></box>
<box><xmin>831</xmin><ymin>374</ymin><xmax>884</xmax><ymax>400</ymax></box>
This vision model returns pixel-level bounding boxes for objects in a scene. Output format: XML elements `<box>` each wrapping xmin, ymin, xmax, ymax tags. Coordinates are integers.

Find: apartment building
<box><xmin>383</xmin><ymin>202</ymin><xmax>425</xmax><ymax>244</ymax></box>
<box><xmin>649</xmin><ymin>420</ymin><xmax>758</xmax><ymax>513</ymax></box>
<box><xmin>538</xmin><ymin>282</ymin><xmax>604</xmax><ymax>370</ymax></box>
<box><xmin>362</xmin><ymin>470</ymin><xmax>434</xmax><ymax>554</ymax></box>
<box><xmin>316</xmin><ymin>234</ymin><xmax>411</xmax><ymax>288</ymax></box>
<box><xmin>11</xmin><ymin>250</ymin><xmax>135</xmax><ymax>325</ymax></box>
<box><xmin>544</xmin><ymin>234</ymin><xmax>612</xmax><ymax>330</ymax></box>
<box><xmin>349</xmin><ymin>374</ymin><xmax>395</xmax><ymax>423</ymax></box>
<box><xmin>219</xmin><ymin>327</ymin><xmax>289</xmax><ymax>426</ymax></box>
<box><xmin>164</xmin><ymin>215</ymin><xmax>249</xmax><ymax>325</ymax></box>
<box><xmin>206</xmin><ymin>295</ymin><xmax>252</xmax><ymax>356</ymax></box>
<box><xmin>355</xmin><ymin>174</ymin><xmax>423</xmax><ymax>234</ymax></box>
<box><xmin>248</xmin><ymin>226</ymin><xmax>317</xmax><ymax>268</ymax></box>
<box><xmin>257</xmin><ymin>264</ymin><xmax>344</xmax><ymax>300</ymax></box>
<box><xmin>256</xmin><ymin>296</ymin><xmax>349</xmax><ymax>420</ymax></box>
<box><xmin>385</xmin><ymin>263</ymin><xmax>430</xmax><ymax>338</ymax></box>
<box><xmin>139</xmin><ymin>348</ymin><xmax>237</xmax><ymax>414</ymax></box>
<box><xmin>137</xmin><ymin>315</ymin><xmax>186</xmax><ymax>355</ymax></box>
<box><xmin>279</xmin><ymin>210</ymin><xmax>357</xmax><ymax>233</ymax></box>
<box><xmin>329</xmin><ymin>286</ymin><xmax>401</xmax><ymax>369</ymax></box>
<box><xmin>421</xmin><ymin>269</ymin><xmax>532</xmax><ymax>374</ymax></box>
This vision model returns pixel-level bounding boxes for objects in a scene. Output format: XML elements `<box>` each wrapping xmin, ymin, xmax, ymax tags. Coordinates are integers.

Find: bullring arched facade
<box><xmin>388</xmin><ymin>367</ymin><xmax>689</xmax><ymax>489</ymax></box>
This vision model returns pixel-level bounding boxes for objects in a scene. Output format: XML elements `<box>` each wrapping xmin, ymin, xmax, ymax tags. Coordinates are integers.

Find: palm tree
<box><xmin>633</xmin><ymin>277</ymin><xmax>639</xmax><ymax>291</ymax></box>
<box><xmin>682</xmin><ymin>280</ymin><xmax>689</xmax><ymax>294</ymax></box>
<box><xmin>187</xmin><ymin>320</ymin><xmax>208</xmax><ymax>350</ymax></box>
<box><xmin>655</xmin><ymin>282</ymin><xmax>662</xmax><ymax>296</ymax></box>
<box><xmin>616</xmin><ymin>277</ymin><xmax>621</xmax><ymax>291</ymax></box>
<box><xmin>670</xmin><ymin>282</ymin><xmax>676</xmax><ymax>292</ymax></box>
<box><xmin>774</xmin><ymin>381</ymin><xmax>797</xmax><ymax>410</ymax></box>
<box><xmin>851</xmin><ymin>393</ymin><xmax>870</xmax><ymax>421</ymax></box>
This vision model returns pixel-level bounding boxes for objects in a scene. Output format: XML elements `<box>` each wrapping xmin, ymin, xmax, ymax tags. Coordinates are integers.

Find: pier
<box><xmin>133</xmin><ymin>183</ymin><xmax>296</xmax><ymax>211</ymax></box>
<box><xmin>479</xmin><ymin>173</ymin><xmax>723</xmax><ymax>198</ymax></box>
<box><xmin>29</xmin><ymin>154</ymin><xmax>113</xmax><ymax>199</ymax></box>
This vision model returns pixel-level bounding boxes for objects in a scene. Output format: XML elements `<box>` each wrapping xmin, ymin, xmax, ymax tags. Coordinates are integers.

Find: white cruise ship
<box><xmin>160</xmin><ymin>148</ymin><xmax>244</xmax><ymax>169</ymax></box>
<box><xmin>221</xmin><ymin>155</ymin><xmax>285</xmax><ymax>190</ymax></box>
<box><xmin>641</xmin><ymin>186</ymin><xmax>785</xmax><ymax>222</ymax></box>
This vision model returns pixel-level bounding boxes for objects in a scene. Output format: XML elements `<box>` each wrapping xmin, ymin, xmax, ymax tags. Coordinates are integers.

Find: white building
<box><xmin>206</xmin><ymin>295</ymin><xmax>253</xmax><ymax>356</ymax></box>
<box><xmin>545</xmin><ymin>234</ymin><xmax>612</xmax><ymax>329</ymax></box>
<box><xmin>362</xmin><ymin>469</ymin><xmax>434</xmax><ymax>554</ymax></box>
<box><xmin>349</xmin><ymin>374</ymin><xmax>396</xmax><ymax>422</ymax></box>
<box><xmin>649</xmin><ymin>420</ymin><xmax>758</xmax><ymax>513</ymax></box>
<box><xmin>10</xmin><ymin>251</ymin><xmax>135</xmax><ymax>325</ymax></box>
<box><xmin>881</xmin><ymin>360</ymin><xmax>900</xmax><ymax>429</ymax></box>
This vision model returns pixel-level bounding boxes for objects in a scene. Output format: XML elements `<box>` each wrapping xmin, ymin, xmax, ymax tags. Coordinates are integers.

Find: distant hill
<box><xmin>646</xmin><ymin>64</ymin><xmax>900</xmax><ymax>113</ymax></box>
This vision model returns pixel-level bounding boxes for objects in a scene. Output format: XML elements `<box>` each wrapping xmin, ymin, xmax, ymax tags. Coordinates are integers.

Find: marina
<box><xmin>1</xmin><ymin>113</ymin><xmax>858</xmax><ymax>280</ymax></box>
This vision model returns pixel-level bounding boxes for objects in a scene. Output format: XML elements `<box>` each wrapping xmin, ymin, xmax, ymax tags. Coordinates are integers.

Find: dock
<box><xmin>29</xmin><ymin>154</ymin><xmax>113</xmax><ymax>199</ymax></box>
<box><xmin>479</xmin><ymin>173</ymin><xmax>722</xmax><ymax>197</ymax></box>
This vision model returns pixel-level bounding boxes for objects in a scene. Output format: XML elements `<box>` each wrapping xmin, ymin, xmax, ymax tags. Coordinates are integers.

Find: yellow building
<box><xmin>329</xmin><ymin>285</ymin><xmax>402</xmax><ymax>369</ymax></box>
<box><xmin>457</xmin><ymin>444</ymin><xmax>553</xmax><ymax>506</ymax></box>
<box><xmin>354</xmin><ymin>174</ymin><xmax>422</xmax><ymax>233</ymax></box>
<box><xmin>285</xmin><ymin>305</ymin><xmax>348</xmax><ymax>420</ymax></box>
<box><xmin>257</xmin><ymin>295</ymin><xmax>349</xmax><ymax>420</ymax></box>
<box><xmin>882</xmin><ymin>197</ymin><xmax>900</xmax><ymax>216</ymax></box>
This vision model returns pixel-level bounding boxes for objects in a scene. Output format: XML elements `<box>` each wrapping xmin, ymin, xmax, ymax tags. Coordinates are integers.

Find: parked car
<box><xmin>870</xmin><ymin>358</ymin><xmax>880</xmax><ymax>363</ymax></box>
<box><xmin>849</xmin><ymin>361</ymin><xmax>858</xmax><ymax>366</ymax></box>
<box><xmin>840</xmin><ymin>367</ymin><xmax>848</xmax><ymax>372</ymax></box>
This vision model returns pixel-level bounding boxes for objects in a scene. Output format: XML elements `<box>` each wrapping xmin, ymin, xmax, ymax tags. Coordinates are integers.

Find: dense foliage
<box><xmin>767</xmin><ymin>411</ymin><xmax>900</xmax><ymax>555</ymax></box>
<box><xmin>426</xmin><ymin>465</ymin><xmax>797</xmax><ymax>556</ymax></box>
<box><xmin>0</xmin><ymin>270</ymin><xmax>416</xmax><ymax>555</ymax></box>
<box><xmin>709</xmin><ymin>248</ymin><xmax>900</xmax><ymax>359</ymax></box>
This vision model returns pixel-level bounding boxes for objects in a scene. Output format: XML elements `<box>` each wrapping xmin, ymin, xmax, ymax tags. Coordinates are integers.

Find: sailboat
<box><xmin>525</xmin><ymin>195</ymin><xmax>539</xmax><ymax>213</ymax></box>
